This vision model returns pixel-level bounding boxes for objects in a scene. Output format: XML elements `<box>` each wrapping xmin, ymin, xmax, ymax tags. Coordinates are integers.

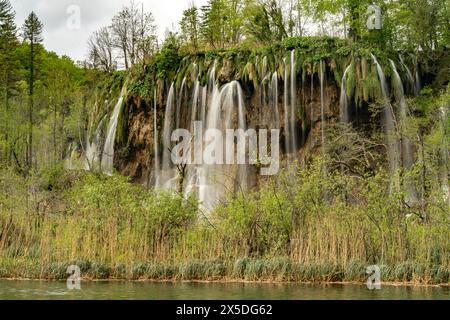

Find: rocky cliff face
<box><xmin>115</xmin><ymin>96</ymin><xmax>154</xmax><ymax>185</ymax></box>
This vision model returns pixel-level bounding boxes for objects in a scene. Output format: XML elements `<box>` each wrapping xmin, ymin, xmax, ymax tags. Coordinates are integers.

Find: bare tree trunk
<box><xmin>122</xmin><ymin>39</ymin><xmax>129</xmax><ymax>69</ymax></box>
<box><xmin>343</xmin><ymin>11</ymin><xmax>347</xmax><ymax>39</ymax></box>
<box><xmin>297</xmin><ymin>0</ymin><xmax>303</xmax><ymax>37</ymax></box>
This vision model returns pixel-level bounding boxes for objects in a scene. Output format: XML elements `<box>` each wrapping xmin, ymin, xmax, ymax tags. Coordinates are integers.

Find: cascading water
<box><xmin>340</xmin><ymin>64</ymin><xmax>352</xmax><ymax>123</ymax></box>
<box><xmin>283</xmin><ymin>57</ymin><xmax>290</xmax><ymax>153</ymax></box>
<box><xmin>141</xmin><ymin>51</ymin><xmax>429</xmax><ymax>212</ymax></box>
<box><xmin>191</xmin><ymin>77</ymin><xmax>200</xmax><ymax>124</ymax></box>
<box><xmin>412</xmin><ymin>55</ymin><xmax>421</xmax><ymax>96</ymax></box>
<box><xmin>85</xmin><ymin>137</ymin><xmax>97</xmax><ymax>171</ymax></box>
<box><xmin>64</xmin><ymin>143</ymin><xmax>77</xmax><ymax>170</ymax></box>
<box><xmin>201</xmin><ymin>86</ymin><xmax>207</xmax><ymax>125</ymax></box>
<box><xmin>153</xmin><ymin>59</ymin><xmax>248</xmax><ymax>210</ymax></box>
<box><xmin>184</xmin><ymin>67</ymin><xmax>202</xmax><ymax>197</ymax></box>
<box><xmin>101</xmin><ymin>92</ymin><xmax>124</xmax><ymax>176</ymax></box>
<box><xmin>259</xmin><ymin>56</ymin><xmax>270</xmax><ymax>126</ymax></box>
<box><xmin>156</xmin><ymin>82</ymin><xmax>179</xmax><ymax>189</ymax></box>
<box><xmin>85</xmin><ymin>114</ymin><xmax>106</xmax><ymax>171</ymax></box>
<box><xmin>319</xmin><ymin>60</ymin><xmax>326</xmax><ymax>154</ymax></box>
<box><xmin>271</xmin><ymin>72</ymin><xmax>280</xmax><ymax>129</ymax></box>
<box><xmin>176</xmin><ymin>77</ymin><xmax>187</xmax><ymax>129</ymax></box>
<box><xmin>390</xmin><ymin>59</ymin><xmax>418</xmax><ymax>203</ymax></box>
<box><xmin>290</xmin><ymin>50</ymin><xmax>298</xmax><ymax>153</ymax></box>
<box><xmin>399</xmin><ymin>55</ymin><xmax>416</xmax><ymax>96</ymax></box>
<box><xmin>371</xmin><ymin>54</ymin><xmax>400</xmax><ymax>176</ymax></box>
<box><xmin>282</xmin><ymin>50</ymin><xmax>298</xmax><ymax>154</ymax></box>
<box><xmin>262</xmin><ymin>56</ymin><xmax>268</xmax><ymax>77</ymax></box>
<box><xmin>206</xmin><ymin>61</ymin><xmax>218</xmax><ymax>110</ymax></box>
<box><xmin>153</xmin><ymin>88</ymin><xmax>160</xmax><ymax>187</ymax></box>
<box><xmin>199</xmin><ymin>81</ymin><xmax>247</xmax><ymax>211</ymax></box>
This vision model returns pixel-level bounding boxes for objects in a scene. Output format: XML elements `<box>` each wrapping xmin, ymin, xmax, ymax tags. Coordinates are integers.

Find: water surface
<box><xmin>0</xmin><ymin>280</ymin><xmax>448</xmax><ymax>300</ymax></box>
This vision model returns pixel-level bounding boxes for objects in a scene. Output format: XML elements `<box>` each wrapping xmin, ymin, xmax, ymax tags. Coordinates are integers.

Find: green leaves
<box><xmin>68</xmin><ymin>173</ymin><xmax>197</xmax><ymax>235</ymax></box>
<box><xmin>22</xmin><ymin>11</ymin><xmax>43</xmax><ymax>44</ymax></box>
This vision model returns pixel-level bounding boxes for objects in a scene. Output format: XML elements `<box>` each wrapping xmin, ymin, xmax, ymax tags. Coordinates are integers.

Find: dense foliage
<box><xmin>0</xmin><ymin>157</ymin><xmax>448</xmax><ymax>283</ymax></box>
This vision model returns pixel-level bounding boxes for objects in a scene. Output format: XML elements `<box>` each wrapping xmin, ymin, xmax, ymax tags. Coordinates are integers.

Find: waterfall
<box><xmin>319</xmin><ymin>60</ymin><xmax>326</xmax><ymax>154</ymax></box>
<box><xmin>371</xmin><ymin>54</ymin><xmax>401</xmax><ymax>184</ymax></box>
<box><xmin>415</xmin><ymin>70</ymin><xmax>421</xmax><ymax>97</ymax></box>
<box><xmin>201</xmin><ymin>86</ymin><xmax>207</xmax><ymax>125</ymax></box>
<box><xmin>176</xmin><ymin>77</ymin><xmax>187</xmax><ymax>129</ymax></box>
<box><xmin>64</xmin><ymin>143</ymin><xmax>77</xmax><ymax>170</ymax></box>
<box><xmin>153</xmin><ymin>88</ymin><xmax>160</xmax><ymax>187</ymax></box>
<box><xmin>390</xmin><ymin>59</ymin><xmax>418</xmax><ymax>203</ymax></box>
<box><xmin>412</xmin><ymin>55</ymin><xmax>421</xmax><ymax>96</ymax></box>
<box><xmin>283</xmin><ymin>57</ymin><xmax>290</xmax><ymax>153</ymax></box>
<box><xmin>157</xmin><ymin>82</ymin><xmax>178</xmax><ymax>189</ymax></box>
<box><xmin>207</xmin><ymin>61</ymin><xmax>217</xmax><ymax>105</ymax></box>
<box><xmin>259</xmin><ymin>56</ymin><xmax>270</xmax><ymax>125</ymax></box>
<box><xmin>101</xmin><ymin>92</ymin><xmax>124</xmax><ymax>175</ymax></box>
<box><xmin>85</xmin><ymin>114</ymin><xmax>106</xmax><ymax>171</ymax></box>
<box><xmin>399</xmin><ymin>55</ymin><xmax>416</xmax><ymax>96</ymax></box>
<box><xmin>259</xmin><ymin>80</ymin><xmax>264</xmax><ymax>125</ymax></box>
<box><xmin>64</xmin><ymin>145</ymin><xmax>73</xmax><ymax>170</ymax></box>
<box><xmin>184</xmin><ymin>71</ymin><xmax>202</xmax><ymax>197</ymax></box>
<box><xmin>162</xmin><ymin>83</ymin><xmax>176</xmax><ymax>168</ymax></box>
<box><xmin>85</xmin><ymin>137</ymin><xmax>97</xmax><ymax>171</ymax></box>
<box><xmin>340</xmin><ymin>64</ymin><xmax>352</xmax><ymax>123</ymax></box>
<box><xmin>199</xmin><ymin>81</ymin><xmax>247</xmax><ymax>211</ymax></box>
<box><xmin>282</xmin><ymin>51</ymin><xmax>298</xmax><ymax>154</ymax></box>
<box><xmin>290</xmin><ymin>50</ymin><xmax>298</xmax><ymax>152</ymax></box>
<box><xmin>192</xmin><ymin>82</ymin><xmax>200</xmax><ymax>124</ymax></box>
<box><xmin>262</xmin><ymin>56</ymin><xmax>268</xmax><ymax>79</ymax></box>
<box><xmin>271</xmin><ymin>72</ymin><xmax>280</xmax><ymax>129</ymax></box>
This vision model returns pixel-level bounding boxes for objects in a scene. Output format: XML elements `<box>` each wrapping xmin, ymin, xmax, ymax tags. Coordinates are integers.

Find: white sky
<box><xmin>11</xmin><ymin>0</ymin><xmax>208</xmax><ymax>62</ymax></box>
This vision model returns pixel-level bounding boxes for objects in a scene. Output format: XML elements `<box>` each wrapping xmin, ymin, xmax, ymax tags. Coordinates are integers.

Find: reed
<box><xmin>0</xmin><ymin>164</ymin><xmax>448</xmax><ymax>284</ymax></box>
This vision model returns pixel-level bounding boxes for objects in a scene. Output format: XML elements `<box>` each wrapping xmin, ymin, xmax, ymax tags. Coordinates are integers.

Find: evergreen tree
<box><xmin>22</xmin><ymin>11</ymin><xmax>43</xmax><ymax>171</ymax></box>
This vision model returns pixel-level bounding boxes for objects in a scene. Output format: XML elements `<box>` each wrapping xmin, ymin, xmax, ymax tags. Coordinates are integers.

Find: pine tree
<box><xmin>0</xmin><ymin>0</ymin><xmax>15</xmax><ymax>41</ymax></box>
<box><xmin>22</xmin><ymin>11</ymin><xmax>43</xmax><ymax>171</ymax></box>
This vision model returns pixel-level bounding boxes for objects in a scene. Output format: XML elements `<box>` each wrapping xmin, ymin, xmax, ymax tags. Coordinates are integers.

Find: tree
<box><xmin>227</xmin><ymin>0</ymin><xmax>244</xmax><ymax>45</ymax></box>
<box><xmin>88</xmin><ymin>27</ymin><xmax>116</xmax><ymax>72</ymax></box>
<box><xmin>201</xmin><ymin>0</ymin><xmax>227</xmax><ymax>48</ymax></box>
<box><xmin>244</xmin><ymin>2</ymin><xmax>273</xmax><ymax>43</ymax></box>
<box><xmin>244</xmin><ymin>0</ymin><xmax>287</xmax><ymax>44</ymax></box>
<box><xmin>111</xmin><ymin>0</ymin><xmax>157</xmax><ymax>69</ymax></box>
<box><xmin>22</xmin><ymin>11</ymin><xmax>43</xmax><ymax>171</ymax></box>
<box><xmin>180</xmin><ymin>5</ymin><xmax>200</xmax><ymax>52</ymax></box>
<box><xmin>200</xmin><ymin>0</ymin><xmax>244</xmax><ymax>49</ymax></box>
<box><xmin>0</xmin><ymin>0</ymin><xmax>17</xmax><ymax>165</ymax></box>
<box><xmin>264</xmin><ymin>0</ymin><xmax>287</xmax><ymax>40</ymax></box>
<box><xmin>395</xmin><ymin>0</ymin><xmax>448</xmax><ymax>52</ymax></box>
<box><xmin>111</xmin><ymin>8</ymin><xmax>130</xmax><ymax>69</ymax></box>
<box><xmin>134</xmin><ymin>4</ymin><xmax>158</xmax><ymax>61</ymax></box>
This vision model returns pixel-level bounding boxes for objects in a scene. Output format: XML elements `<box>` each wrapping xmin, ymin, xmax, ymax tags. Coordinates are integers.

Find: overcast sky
<box><xmin>11</xmin><ymin>0</ymin><xmax>207</xmax><ymax>62</ymax></box>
